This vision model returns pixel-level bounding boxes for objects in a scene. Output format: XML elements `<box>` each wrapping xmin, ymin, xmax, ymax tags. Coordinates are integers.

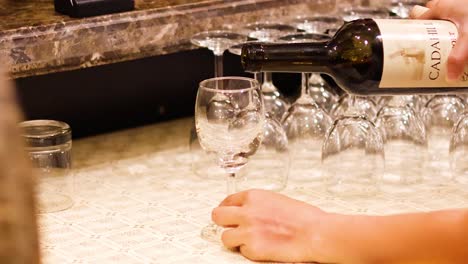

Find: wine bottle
<box><xmin>241</xmin><ymin>19</ymin><xmax>468</xmax><ymax>95</ymax></box>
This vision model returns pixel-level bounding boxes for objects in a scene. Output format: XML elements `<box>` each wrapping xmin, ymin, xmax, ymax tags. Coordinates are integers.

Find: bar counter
<box><xmin>38</xmin><ymin>117</ymin><xmax>468</xmax><ymax>263</ymax></box>
<box><xmin>0</xmin><ymin>0</ymin><xmax>332</xmax><ymax>79</ymax></box>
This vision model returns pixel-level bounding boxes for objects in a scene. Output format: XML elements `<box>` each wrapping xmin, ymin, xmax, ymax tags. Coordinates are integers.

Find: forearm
<box><xmin>324</xmin><ymin>209</ymin><xmax>468</xmax><ymax>263</ymax></box>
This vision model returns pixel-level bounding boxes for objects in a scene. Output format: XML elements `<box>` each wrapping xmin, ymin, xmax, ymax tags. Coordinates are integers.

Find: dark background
<box><xmin>15</xmin><ymin>49</ymin><xmax>301</xmax><ymax>139</ymax></box>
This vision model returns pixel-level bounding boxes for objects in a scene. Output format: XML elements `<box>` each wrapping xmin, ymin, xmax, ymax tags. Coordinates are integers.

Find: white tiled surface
<box><xmin>39</xmin><ymin>118</ymin><xmax>468</xmax><ymax>263</ymax></box>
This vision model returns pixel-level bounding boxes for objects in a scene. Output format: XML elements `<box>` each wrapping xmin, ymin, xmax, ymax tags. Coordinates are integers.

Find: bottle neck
<box><xmin>241</xmin><ymin>42</ymin><xmax>332</xmax><ymax>74</ymax></box>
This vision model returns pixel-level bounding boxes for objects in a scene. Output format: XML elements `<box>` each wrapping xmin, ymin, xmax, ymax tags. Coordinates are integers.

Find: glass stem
<box><xmin>263</xmin><ymin>72</ymin><xmax>273</xmax><ymax>85</ymax></box>
<box><xmin>254</xmin><ymin>72</ymin><xmax>263</xmax><ymax>84</ymax></box>
<box><xmin>226</xmin><ymin>173</ymin><xmax>236</xmax><ymax>195</ymax></box>
<box><xmin>300</xmin><ymin>72</ymin><xmax>312</xmax><ymax>99</ymax></box>
<box><xmin>214</xmin><ymin>54</ymin><xmax>224</xmax><ymax>78</ymax></box>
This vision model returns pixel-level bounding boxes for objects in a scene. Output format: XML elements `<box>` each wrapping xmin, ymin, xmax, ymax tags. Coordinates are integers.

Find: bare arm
<box><xmin>335</xmin><ymin>209</ymin><xmax>468</xmax><ymax>263</ymax></box>
<box><xmin>212</xmin><ymin>189</ymin><xmax>468</xmax><ymax>263</ymax></box>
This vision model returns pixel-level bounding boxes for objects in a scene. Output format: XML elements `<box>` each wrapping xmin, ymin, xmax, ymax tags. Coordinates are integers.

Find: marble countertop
<box><xmin>36</xmin><ymin>117</ymin><xmax>468</xmax><ymax>263</ymax></box>
<box><xmin>0</xmin><ymin>0</ymin><xmax>332</xmax><ymax>78</ymax></box>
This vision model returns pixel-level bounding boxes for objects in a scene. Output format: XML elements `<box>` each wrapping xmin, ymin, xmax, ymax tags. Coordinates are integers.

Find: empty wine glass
<box><xmin>374</xmin><ymin>97</ymin><xmax>427</xmax><ymax>193</ymax></box>
<box><xmin>190</xmin><ymin>31</ymin><xmax>248</xmax><ymax>178</ymax></box>
<box><xmin>195</xmin><ymin>76</ymin><xmax>264</xmax><ymax>241</ymax></box>
<box><xmin>288</xmin><ymin>17</ymin><xmax>343</xmax><ymax>113</ymax></box>
<box><xmin>307</xmin><ymin>73</ymin><xmax>340</xmax><ymax>113</ymax></box>
<box><xmin>330</xmin><ymin>94</ymin><xmax>379</xmax><ymax>120</ymax></box>
<box><xmin>422</xmin><ymin>95</ymin><xmax>466</xmax><ymax>185</ymax></box>
<box><xmin>289</xmin><ymin>15</ymin><xmax>344</xmax><ymax>35</ymax></box>
<box><xmin>322</xmin><ymin>100</ymin><xmax>385</xmax><ymax>197</ymax></box>
<box><xmin>278</xmin><ymin>33</ymin><xmax>334</xmax><ymax>185</ymax></box>
<box><xmin>341</xmin><ymin>6</ymin><xmax>390</xmax><ymax>22</ymax></box>
<box><xmin>387</xmin><ymin>0</ymin><xmax>428</xmax><ymax>18</ymax></box>
<box><xmin>242</xmin><ymin>22</ymin><xmax>297</xmax><ymax>121</ymax></box>
<box><xmin>191</xmin><ymin>30</ymin><xmax>247</xmax><ymax>78</ymax></box>
<box><xmin>450</xmin><ymin>112</ymin><xmax>468</xmax><ymax>185</ymax></box>
<box><xmin>376</xmin><ymin>95</ymin><xmax>424</xmax><ymax>114</ymax></box>
<box><xmin>228</xmin><ymin>43</ymin><xmax>291</xmax><ymax>192</ymax></box>
<box><xmin>235</xmin><ymin>113</ymin><xmax>290</xmax><ymax>192</ymax></box>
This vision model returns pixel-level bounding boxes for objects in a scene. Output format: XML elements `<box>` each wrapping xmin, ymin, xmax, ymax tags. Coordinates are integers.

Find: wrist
<box><xmin>306</xmin><ymin>211</ymin><xmax>373</xmax><ymax>264</ymax></box>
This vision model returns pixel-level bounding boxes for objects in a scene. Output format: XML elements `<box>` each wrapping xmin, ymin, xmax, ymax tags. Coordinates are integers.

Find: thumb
<box><xmin>447</xmin><ymin>29</ymin><xmax>468</xmax><ymax>81</ymax></box>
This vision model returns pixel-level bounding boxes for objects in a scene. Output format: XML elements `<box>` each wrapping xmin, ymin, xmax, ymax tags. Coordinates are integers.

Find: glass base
<box><xmin>200</xmin><ymin>222</ymin><xmax>222</xmax><ymax>243</ymax></box>
<box><xmin>37</xmin><ymin>193</ymin><xmax>74</xmax><ymax>214</ymax></box>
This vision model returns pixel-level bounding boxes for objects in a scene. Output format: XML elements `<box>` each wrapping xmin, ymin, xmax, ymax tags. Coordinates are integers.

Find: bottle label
<box><xmin>375</xmin><ymin>19</ymin><xmax>468</xmax><ymax>88</ymax></box>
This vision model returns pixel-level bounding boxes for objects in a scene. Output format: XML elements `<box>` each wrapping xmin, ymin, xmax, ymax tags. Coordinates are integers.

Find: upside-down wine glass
<box><xmin>374</xmin><ymin>96</ymin><xmax>427</xmax><ymax>193</ymax></box>
<box><xmin>242</xmin><ymin>22</ymin><xmax>297</xmax><ymax>121</ymax></box>
<box><xmin>422</xmin><ymin>95</ymin><xmax>466</xmax><ymax>186</ymax></box>
<box><xmin>387</xmin><ymin>0</ymin><xmax>428</xmax><ymax>18</ymax></box>
<box><xmin>279</xmin><ymin>33</ymin><xmax>334</xmax><ymax>185</ymax></box>
<box><xmin>450</xmin><ymin>112</ymin><xmax>468</xmax><ymax>185</ymax></box>
<box><xmin>322</xmin><ymin>95</ymin><xmax>385</xmax><ymax>197</ymax></box>
<box><xmin>228</xmin><ymin>43</ymin><xmax>291</xmax><ymax>192</ymax></box>
<box><xmin>195</xmin><ymin>76</ymin><xmax>264</xmax><ymax>241</ymax></box>
<box><xmin>189</xmin><ymin>31</ymin><xmax>248</xmax><ymax>178</ymax></box>
<box><xmin>289</xmin><ymin>16</ymin><xmax>344</xmax><ymax>113</ymax></box>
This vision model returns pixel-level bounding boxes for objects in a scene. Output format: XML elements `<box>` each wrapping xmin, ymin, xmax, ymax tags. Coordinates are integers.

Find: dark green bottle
<box><xmin>242</xmin><ymin>19</ymin><xmax>468</xmax><ymax>95</ymax></box>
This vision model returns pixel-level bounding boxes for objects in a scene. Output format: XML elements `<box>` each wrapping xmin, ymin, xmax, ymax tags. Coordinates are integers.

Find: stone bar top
<box><xmin>0</xmin><ymin>0</ymin><xmax>331</xmax><ymax>79</ymax></box>
<box><xmin>37</xmin><ymin>117</ymin><xmax>468</xmax><ymax>263</ymax></box>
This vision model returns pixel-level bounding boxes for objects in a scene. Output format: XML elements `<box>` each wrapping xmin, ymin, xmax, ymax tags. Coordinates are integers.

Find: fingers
<box><xmin>221</xmin><ymin>227</ymin><xmax>247</xmax><ymax>249</ymax></box>
<box><xmin>447</xmin><ymin>30</ymin><xmax>468</xmax><ymax>81</ymax></box>
<box><xmin>426</xmin><ymin>0</ymin><xmax>439</xmax><ymax>9</ymax></box>
<box><xmin>212</xmin><ymin>206</ymin><xmax>243</xmax><ymax>227</ymax></box>
<box><xmin>410</xmin><ymin>5</ymin><xmax>430</xmax><ymax>19</ymax></box>
<box><xmin>415</xmin><ymin>7</ymin><xmax>438</xmax><ymax>19</ymax></box>
<box><xmin>219</xmin><ymin>191</ymin><xmax>248</xmax><ymax>206</ymax></box>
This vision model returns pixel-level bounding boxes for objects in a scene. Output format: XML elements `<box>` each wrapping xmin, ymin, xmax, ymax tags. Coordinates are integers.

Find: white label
<box><xmin>375</xmin><ymin>19</ymin><xmax>468</xmax><ymax>88</ymax></box>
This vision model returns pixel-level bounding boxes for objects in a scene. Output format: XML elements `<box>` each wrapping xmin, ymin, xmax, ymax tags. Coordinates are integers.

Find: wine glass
<box><xmin>289</xmin><ymin>15</ymin><xmax>344</xmax><ymax>35</ymax></box>
<box><xmin>195</xmin><ymin>76</ymin><xmax>264</xmax><ymax>241</ymax></box>
<box><xmin>191</xmin><ymin>30</ymin><xmax>247</xmax><ymax>78</ymax></box>
<box><xmin>242</xmin><ymin>22</ymin><xmax>297</xmax><ymax>121</ymax></box>
<box><xmin>279</xmin><ymin>33</ymin><xmax>334</xmax><ymax>185</ymax></box>
<box><xmin>374</xmin><ymin>97</ymin><xmax>427</xmax><ymax>193</ymax></box>
<box><xmin>330</xmin><ymin>94</ymin><xmax>379</xmax><ymax>120</ymax></box>
<box><xmin>288</xmin><ymin>17</ymin><xmax>343</xmax><ymax>113</ymax></box>
<box><xmin>450</xmin><ymin>112</ymin><xmax>468</xmax><ymax>185</ymax></box>
<box><xmin>322</xmin><ymin>102</ymin><xmax>385</xmax><ymax>197</ymax></box>
<box><xmin>235</xmin><ymin>112</ymin><xmax>290</xmax><ymax>192</ymax></box>
<box><xmin>387</xmin><ymin>0</ymin><xmax>428</xmax><ymax>18</ymax></box>
<box><xmin>422</xmin><ymin>95</ymin><xmax>466</xmax><ymax>186</ymax></box>
<box><xmin>228</xmin><ymin>43</ymin><xmax>291</xmax><ymax>192</ymax></box>
<box><xmin>190</xmin><ymin>31</ymin><xmax>248</xmax><ymax>178</ymax></box>
<box><xmin>341</xmin><ymin>6</ymin><xmax>391</xmax><ymax>22</ymax></box>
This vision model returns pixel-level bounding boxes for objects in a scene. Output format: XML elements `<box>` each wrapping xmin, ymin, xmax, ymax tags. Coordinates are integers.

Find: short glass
<box><xmin>20</xmin><ymin>120</ymin><xmax>74</xmax><ymax>214</ymax></box>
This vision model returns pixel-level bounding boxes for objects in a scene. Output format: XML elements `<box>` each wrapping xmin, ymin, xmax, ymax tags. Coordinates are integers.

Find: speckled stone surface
<box><xmin>36</xmin><ymin>117</ymin><xmax>468</xmax><ymax>263</ymax></box>
<box><xmin>0</xmin><ymin>0</ymin><xmax>334</xmax><ymax>78</ymax></box>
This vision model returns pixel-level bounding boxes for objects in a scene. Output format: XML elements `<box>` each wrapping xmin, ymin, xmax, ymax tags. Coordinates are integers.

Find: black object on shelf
<box><xmin>54</xmin><ymin>0</ymin><xmax>134</xmax><ymax>18</ymax></box>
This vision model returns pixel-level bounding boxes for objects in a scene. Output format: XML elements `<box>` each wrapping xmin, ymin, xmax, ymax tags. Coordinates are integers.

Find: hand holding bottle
<box><xmin>411</xmin><ymin>0</ymin><xmax>468</xmax><ymax>81</ymax></box>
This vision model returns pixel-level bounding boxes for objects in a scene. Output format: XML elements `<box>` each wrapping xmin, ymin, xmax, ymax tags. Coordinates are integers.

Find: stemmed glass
<box><xmin>228</xmin><ymin>43</ymin><xmax>291</xmax><ymax>193</ymax></box>
<box><xmin>341</xmin><ymin>6</ymin><xmax>390</xmax><ymax>22</ymax></box>
<box><xmin>289</xmin><ymin>16</ymin><xmax>343</xmax><ymax>35</ymax></box>
<box><xmin>422</xmin><ymin>95</ymin><xmax>466</xmax><ymax>185</ymax></box>
<box><xmin>374</xmin><ymin>97</ymin><xmax>427</xmax><ymax>193</ymax></box>
<box><xmin>322</xmin><ymin>100</ymin><xmax>385</xmax><ymax>197</ymax></box>
<box><xmin>288</xmin><ymin>16</ymin><xmax>343</xmax><ymax>113</ymax></box>
<box><xmin>191</xmin><ymin>31</ymin><xmax>247</xmax><ymax>78</ymax></box>
<box><xmin>195</xmin><ymin>76</ymin><xmax>264</xmax><ymax>241</ymax></box>
<box><xmin>387</xmin><ymin>0</ymin><xmax>428</xmax><ymax>18</ymax></box>
<box><xmin>279</xmin><ymin>33</ymin><xmax>334</xmax><ymax>184</ymax></box>
<box><xmin>190</xmin><ymin>31</ymin><xmax>248</xmax><ymax>178</ymax></box>
<box><xmin>242</xmin><ymin>22</ymin><xmax>297</xmax><ymax>121</ymax></box>
<box><xmin>450</xmin><ymin>112</ymin><xmax>468</xmax><ymax>185</ymax></box>
<box><xmin>330</xmin><ymin>94</ymin><xmax>379</xmax><ymax>121</ymax></box>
